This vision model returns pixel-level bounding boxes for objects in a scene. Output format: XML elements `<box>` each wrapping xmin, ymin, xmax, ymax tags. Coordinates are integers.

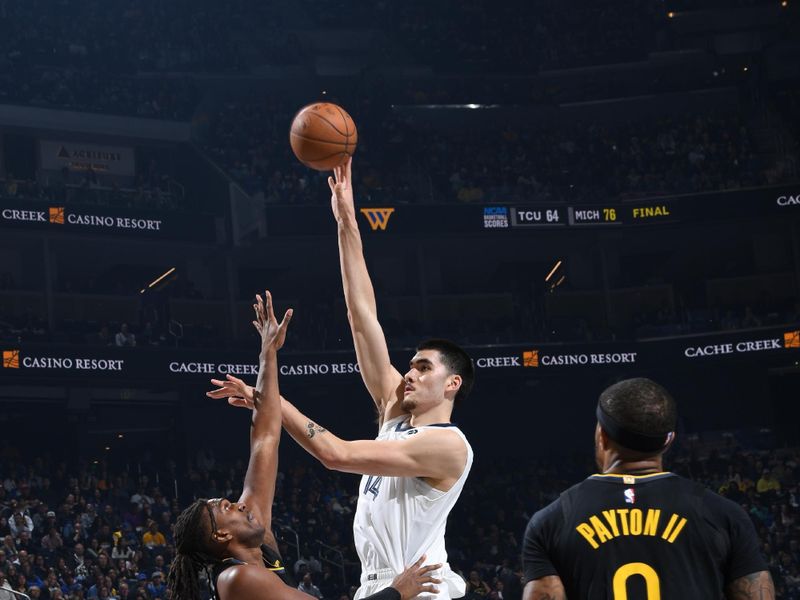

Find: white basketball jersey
<box><xmin>352</xmin><ymin>415</ymin><xmax>473</xmax><ymax>598</ymax></box>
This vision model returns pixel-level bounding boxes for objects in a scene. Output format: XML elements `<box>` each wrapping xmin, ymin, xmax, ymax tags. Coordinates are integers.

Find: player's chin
<box><xmin>249</xmin><ymin>523</ymin><xmax>267</xmax><ymax>540</ymax></box>
<box><xmin>400</xmin><ymin>398</ymin><xmax>417</xmax><ymax>412</ymax></box>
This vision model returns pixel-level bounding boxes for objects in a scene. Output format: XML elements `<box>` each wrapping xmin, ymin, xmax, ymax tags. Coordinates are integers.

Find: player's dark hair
<box><xmin>598</xmin><ymin>378</ymin><xmax>677</xmax><ymax>453</ymax></box>
<box><xmin>417</xmin><ymin>338</ymin><xmax>475</xmax><ymax>403</ymax></box>
<box><xmin>167</xmin><ymin>499</ymin><xmax>219</xmax><ymax>600</ymax></box>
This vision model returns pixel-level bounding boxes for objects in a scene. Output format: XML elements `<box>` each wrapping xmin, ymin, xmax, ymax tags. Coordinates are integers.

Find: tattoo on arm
<box><xmin>306</xmin><ymin>421</ymin><xmax>327</xmax><ymax>439</ymax></box>
<box><xmin>726</xmin><ymin>571</ymin><xmax>775</xmax><ymax>600</ymax></box>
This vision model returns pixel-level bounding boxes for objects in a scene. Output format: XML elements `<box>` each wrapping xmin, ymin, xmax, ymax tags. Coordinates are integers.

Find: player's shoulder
<box><xmin>642</xmin><ymin>473</ymin><xmax>753</xmax><ymax>527</ymax></box>
<box><xmin>657</xmin><ymin>473</ymin><xmax>747</xmax><ymax>512</ymax></box>
<box><xmin>697</xmin><ymin>483</ymin><xmax>753</xmax><ymax>521</ymax></box>
<box><xmin>389</xmin><ymin>417</ymin><xmax>467</xmax><ymax>441</ymax></box>
<box><xmin>217</xmin><ymin>563</ymin><xmax>282</xmax><ymax>599</ymax></box>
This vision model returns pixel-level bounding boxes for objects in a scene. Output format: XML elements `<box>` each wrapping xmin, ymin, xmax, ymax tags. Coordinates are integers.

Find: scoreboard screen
<box><xmin>568</xmin><ymin>202</ymin><xmax>677</xmax><ymax>226</ymax></box>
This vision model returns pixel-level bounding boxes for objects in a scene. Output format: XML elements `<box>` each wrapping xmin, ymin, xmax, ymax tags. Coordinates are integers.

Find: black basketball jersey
<box><xmin>212</xmin><ymin>543</ymin><xmax>293</xmax><ymax>596</ymax></box>
<box><xmin>522</xmin><ymin>472</ymin><xmax>766</xmax><ymax>599</ymax></box>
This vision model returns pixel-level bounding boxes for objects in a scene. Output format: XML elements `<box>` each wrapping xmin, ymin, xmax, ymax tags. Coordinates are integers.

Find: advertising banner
<box><xmin>2</xmin><ymin>327</ymin><xmax>797</xmax><ymax>385</ymax></box>
<box><xmin>40</xmin><ymin>140</ymin><xmax>136</xmax><ymax>176</ymax></box>
<box><xmin>0</xmin><ymin>200</ymin><xmax>216</xmax><ymax>242</ymax></box>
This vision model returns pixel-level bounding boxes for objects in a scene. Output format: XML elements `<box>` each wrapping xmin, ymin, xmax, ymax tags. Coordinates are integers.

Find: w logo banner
<box><xmin>359</xmin><ymin>208</ymin><xmax>395</xmax><ymax>231</ymax></box>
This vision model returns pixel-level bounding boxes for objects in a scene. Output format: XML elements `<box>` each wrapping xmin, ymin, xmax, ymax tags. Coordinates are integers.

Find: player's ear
<box><xmin>212</xmin><ymin>529</ymin><xmax>233</xmax><ymax>544</ymax></box>
<box><xmin>446</xmin><ymin>374</ymin><xmax>462</xmax><ymax>393</ymax></box>
<box><xmin>596</xmin><ymin>423</ymin><xmax>609</xmax><ymax>451</ymax></box>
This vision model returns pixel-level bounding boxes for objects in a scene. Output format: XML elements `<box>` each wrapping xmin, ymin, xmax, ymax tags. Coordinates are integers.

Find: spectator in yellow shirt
<box><xmin>756</xmin><ymin>469</ymin><xmax>780</xmax><ymax>495</ymax></box>
<box><xmin>142</xmin><ymin>521</ymin><xmax>166</xmax><ymax>548</ymax></box>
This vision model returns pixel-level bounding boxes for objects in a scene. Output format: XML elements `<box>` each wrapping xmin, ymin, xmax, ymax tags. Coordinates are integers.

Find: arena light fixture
<box><xmin>545</xmin><ymin>260</ymin><xmax>562</xmax><ymax>282</ymax></box>
<box><xmin>140</xmin><ymin>267</ymin><xmax>176</xmax><ymax>293</ymax></box>
<box><xmin>390</xmin><ymin>104</ymin><xmax>499</xmax><ymax>110</ymax></box>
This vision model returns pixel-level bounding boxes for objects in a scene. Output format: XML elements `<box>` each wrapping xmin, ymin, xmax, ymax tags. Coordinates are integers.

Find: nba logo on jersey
<box><xmin>624</xmin><ymin>488</ymin><xmax>636</xmax><ymax>504</ymax></box>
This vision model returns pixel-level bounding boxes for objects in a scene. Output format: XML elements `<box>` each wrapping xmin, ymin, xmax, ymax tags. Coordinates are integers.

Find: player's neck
<box><xmin>602</xmin><ymin>455</ymin><xmax>665</xmax><ymax>475</ymax></box>
<box><xmin>227</xmin><ymin>544</ymin><xmax>262</xmax><ymax>566</ymax></box>
<box><xmin>408</xmin><ymin>406</ymin><xmax>453</xmax><ymax>428</ymax></box>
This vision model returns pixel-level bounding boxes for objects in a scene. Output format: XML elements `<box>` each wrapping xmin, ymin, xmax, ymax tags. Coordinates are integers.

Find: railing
<box><xmin>315</xmin><ymin>539</ymin><xmax>347</xmax><ymax>586</ymax></box>
<box><xmin>274</xmin><ymin>521</ymin><xmax>301</xmax><ymax>564</ymax></box>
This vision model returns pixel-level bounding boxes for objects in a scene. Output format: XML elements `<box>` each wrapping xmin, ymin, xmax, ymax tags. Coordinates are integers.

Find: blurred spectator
<box><xmin>758</xmin><ymin>469</ymin><xmax>781</xmax><ymax>495</ymax></box>
<box><xmin>110</xmin><ymin>540</ymin><xmax>133</xmax><ymax>563</ymax></box>
<box><xmin>39</xmin><ymin>528</ymin><xmax>64</xmax><ymax>555</ymax></box>
<box><xmin>297</xmin><ymin>572</ymin><xmax>323</xmax><ymax>599</ymax></box>
<box><xmin>146</xmin><ymin>572</ymin><xmax>166</xmax><ymax>599</ymax></box>
<box><xmin>114</xmin><ymin>324</ymin><xmax>135</xmax><ymax>348</ymax></box>
<box><xmin>128</xmin><ymin>489</ymin><xmax>153</xmax><ymax>510</ymax></box>
<box><xmin>466</xmin><ymin>570</ymin><xmax>492</xmax><ymax>598</ymax></box>
<box><xmin>9</xmin><ymin>513</ymin><xmax>33</xmax><ymax>538</ymax></box>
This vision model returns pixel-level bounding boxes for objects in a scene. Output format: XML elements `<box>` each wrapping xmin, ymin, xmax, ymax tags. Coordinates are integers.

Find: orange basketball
<box><xmin>289</xmin><ymin>102</ymin><xmax>358</xmax><ymax>171</ymax></box>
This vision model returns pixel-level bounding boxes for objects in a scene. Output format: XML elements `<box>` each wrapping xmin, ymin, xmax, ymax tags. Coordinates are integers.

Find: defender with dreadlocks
<box><xmin>168</xmin><ymin>291</ymin><xmax>442</xmax><ymax>600</ymax></box>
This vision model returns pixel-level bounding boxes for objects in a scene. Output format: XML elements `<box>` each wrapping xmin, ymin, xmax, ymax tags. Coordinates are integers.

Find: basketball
<box><xmin>289</xmin><ymin>102</ymin><xmax>358</xmax><ymax>171</ymax></box>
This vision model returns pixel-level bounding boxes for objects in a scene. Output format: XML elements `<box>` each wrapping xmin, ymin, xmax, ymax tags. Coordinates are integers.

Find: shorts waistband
<box><xmin>362</xmin><ymin>567</ymin><xmax>396</xmax><ymax>583</ymax></box>
<box><xmin>361</xmin><ymin>563</ymin><xmax>451</xmax><ymax>584</ymax></box>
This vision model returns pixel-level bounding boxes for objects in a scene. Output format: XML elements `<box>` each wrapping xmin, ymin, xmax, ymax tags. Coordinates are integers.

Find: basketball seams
<box><xmin>290</xmin><ymin>112</ymin><xmax>355</xmax><ymax>144</ymax></box>
<box><xmin>290</xmin><ymin>131</ymin><xmax>349</xmax><ymax>145</ymax></box>
<box><xmin>308</xmin><ymin>108</ymin><xmax>351</xmax><ymax>138</ymax></box>
<box><xmin>333</xmin><ymin>104</ymin><xmax>351</xmax><ymax>154</ymax></box>
<box><xmin>334</xmin><ymin>105</ymin><xmax>350</xmax><ymax>135</ymax></box>
<box><xmin>289</xmin><ymin>133</ymin><xmax>349</xmax><ymax>162</ymax></box>
<box><xmin>289</xmin><ymin>134</ymin><xmax>350</xmax><ymax>163</ymax></box>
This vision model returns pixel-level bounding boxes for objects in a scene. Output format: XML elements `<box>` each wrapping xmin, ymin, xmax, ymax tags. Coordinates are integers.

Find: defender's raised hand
<box><xmin>206</xmin><ymin>374</ymin><xmax>255</xmax><ymax>409</ymax></box>
<box><xmin>206</xmin><ymin>290</ymin><xmax>290</xmax><ymax>407</ymax></box>
<box><xmin>253</xmin><ymin>290</ymin><xmax>292</xmax><ymax>353</ymax></box>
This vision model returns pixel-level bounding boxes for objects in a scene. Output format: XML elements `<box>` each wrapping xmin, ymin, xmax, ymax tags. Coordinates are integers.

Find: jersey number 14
<box><xmin>363</xmin><ymin>475</ymin><xmax>383</xmax><ymax>499</ymax></box>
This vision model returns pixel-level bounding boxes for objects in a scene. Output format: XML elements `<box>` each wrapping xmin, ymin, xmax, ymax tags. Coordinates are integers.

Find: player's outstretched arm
<box><xmin>218</xmin><ymin>553</ymin><xmax>441</xmax><ymax>600</ymax></box>
<box><xmin>226</xmin><ymin>291</ymin><xmax>292</xmax><ymax>550</ymax></box>
<box><xmin>329</xmin><ymin>158</ymin><xmax>405</xmax><ymax>423</ymax></box>
<box><xmin>280</xmin><ymin>397</ymin><xmax>467</xmax><ymax>481</ymax></box>
<box><xmin>207</xmin><ymin>386</ymin><xmax>465</xmax><ymax>480</ymax></box>
<box><xmin>522</xmin><ymin>578</ymin><xmax>567</xmax><ymax>600</ymax></box>
<box><xmin>725</xmin><ymin>571</ymin><xmax>775</xmax><ymax>600</ymax></box>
